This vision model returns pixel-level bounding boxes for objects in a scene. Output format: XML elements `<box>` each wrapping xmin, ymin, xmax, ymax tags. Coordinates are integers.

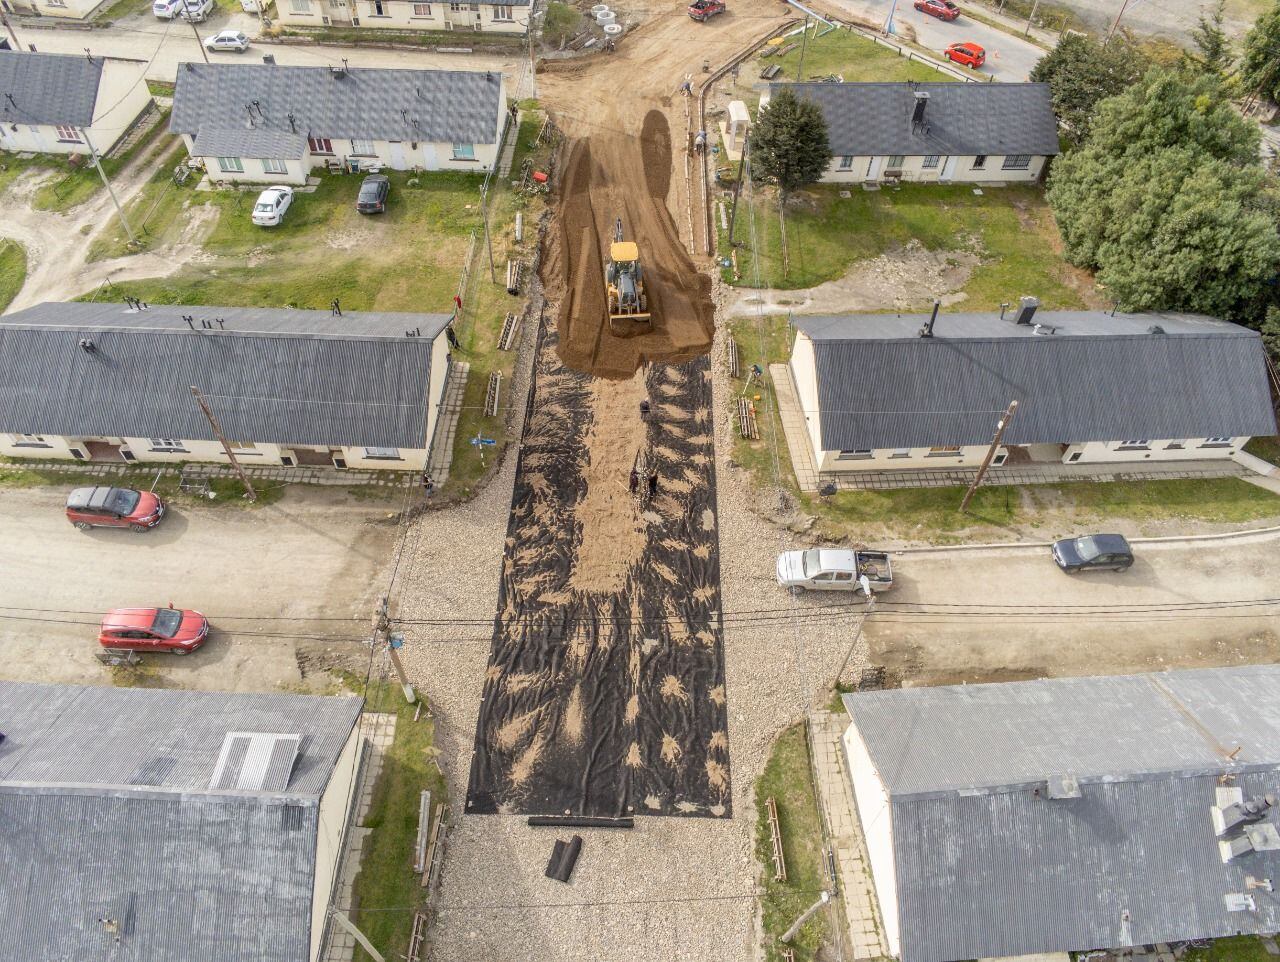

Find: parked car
<box><xmin>915</xmin><ymin>0</ymin><xmax>960</xmax><ymax>18</ymax></box>
<box><xmin>99</xmin><ymin>607</ymin><xmax>209</xmax><ymax>655</ymax></box>
<box><xmin>776</xmin><ymin>548</ymin><xmax>894</xmax><ymax>593</ymax></box>
<box><xmin>1051</xmin><ymin>534</ymin><xmax>1134</xmax><ymax>573</ymax></box>
<box><xmin>204</xmin><ymin>30</ymin><xmax>250</xmax><ymax>52</ymax></box>
<box><xmin>152</xmin><ymin>0</ymin><xmax>185</xmax><ymax>19</ymax></box>
<box><xmin>66</xmin><ymin>486</ymin><xmax>165</xmax><ymax>531</ymax></box>
<box><xmin>356</xmin><ymin>174</ymin><xmax>390</xmax><ymax>214</ymax></box>
<box><xmin>182</xmin><ymin>0</ymin><xmax>215</xmax><ymax>20</ymax></box>
<box><xmin>944</xmin><ymin>40</ymin><xmax>985</xmax><ymax>67</ymax></box>
<box><xmin>252</xmin><ymin>186</ymin><xmax>294</xmax><ymax>226</ymax></box>
<box><xmin>688</xmin><ymin>0</ymin><xmax>726</xmax><ymax>19</ymax></box>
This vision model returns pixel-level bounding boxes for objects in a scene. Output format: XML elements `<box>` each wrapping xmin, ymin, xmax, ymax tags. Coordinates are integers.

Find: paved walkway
<box><xmin>498</xmin><ymin>109</ymin><xmax>520</xmax><ymax>177</ymax></box>
<box><xmin>322</xmin><ymin>711</ymin><xmax>397</xmax><ymax>962</ymax></box>
<box><xmin>822</xmin><ymin>460</ymin><xmax>1246</xmax><ymax>491</ymax></box>
<box><xmin>810</xmin><ymin>710</ymin><xmax>890</xmax><ymax>961</ymax></box>
<box><xmin>768</xmin><ymin>362</ymin><xmax>820</xmax><ymax>493</ymax></box>
<box><xmin>426</xmin><ymin>360</ymin><xmax>470</xmax><ymax>484</ymax></box>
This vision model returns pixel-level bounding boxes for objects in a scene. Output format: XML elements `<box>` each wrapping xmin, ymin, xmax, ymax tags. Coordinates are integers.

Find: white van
<box><xmin>152</xmin><ymin>0</ymin><xmax>184</xmax><ymax>18</ymax></box>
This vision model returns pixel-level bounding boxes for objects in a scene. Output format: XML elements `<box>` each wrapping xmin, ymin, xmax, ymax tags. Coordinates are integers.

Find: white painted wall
<box><xmin>0</xmin><ymin>59</ymin><xmax>151</xmax><ymax>157</ymax></box>
<box><xmin>310</xmin><ymin>720</ymin><xmax>362</xmax><ymax>962</ymax></box>
<box><xmin>821</xmin><ymin>154</ymin><xmax>1047</xmax><ymax>185</ymax></box>
<box><xmin>13</xmin><ymin>0</ymin><xmax>107</xmax><ymax>19</ymax></box>
<box><xmin>0</xmin><ymin>434</ymin><xmax>79</xmax><ymax>459</ymax></box>
<box><xmin>337</xmin><ymin>445</ymin><xmax>429</xmax><ymax>471</ymax></box>
<box><xmin>843</xmin><ymin>721</ymin><xmax>900</xmax><ymax>958</ymax></box>
<box><xmin>1065</xmin><ymin>438</ymin><xmax>1244</xmax><ymax>464</ymax></box>
<box><xmin>275</xmin><ymin>0</ymin><xmax>529</xmax><ymax>32</ymax></box>
<box><xmin>817</xmin><ymin>445</ymin><xmax>995</xmax><ymax>473</ymax></box>
<box><xmin>788</xmin><ymin>331</ymin><xmax>825</xmax><ymax>462</ymax></box>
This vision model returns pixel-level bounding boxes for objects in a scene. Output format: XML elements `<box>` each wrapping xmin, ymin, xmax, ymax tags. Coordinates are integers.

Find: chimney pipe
<box><xmin>1012</xmin><ymin>295</ymin><xmax>1039</xmax><ymax>326</ymax></box>
<box><xmin>919</xmin><ymin>299</ymin><xmax>940</xmax><ymax>338</ymax></box>
<box><xmin>911</xmin><ymin>90</ymin><xmax>930</xmax><ymax>131</ymax></box>
<box><xmin>184</xmin><ymin>315</ymin><xmax>195</xmax><ymax>330</ymax></box>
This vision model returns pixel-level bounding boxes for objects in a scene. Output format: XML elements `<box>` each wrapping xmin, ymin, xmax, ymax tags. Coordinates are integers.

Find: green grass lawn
<box><xmin>755</xmin><ymin>723</ymin><xmax>832</xmax><ymax>962</ymax></box>
<box><xmin>767</xmin><ymin>25</ymin><xmax>956</xmax><ymax>83</ymax></box>
<box><xmin>0</xmin><ymin>239</ymin><xmax>27</xmax><ymax>313</ymax></box>
<box><xmin>1185</xmin><ymin>937</ymin><xmax>1277</xmax><ymax>962</ymax></box>
<box><xmin>1245</xmin><ymin>436</ymin><xmax>1280</xmax><ymax>466</ymax></box>
<box><xmin>345</xmin><ymin>679</ymin><xmax>447</xmax><ymax>962</ymax></box>
<box><xmin>32</xmin><ymin>107</ymin><xmax>174</xmax><ymax>213</ymax></box>
<box><xmin>0</xmin><ymin>458</ymin><xmax>286</xmax><ymax>505</ymax></box>
<box><xmin>729</xmin><ymin>183</ymin><xmax>1092</xmax><ymax>308</ymax></box>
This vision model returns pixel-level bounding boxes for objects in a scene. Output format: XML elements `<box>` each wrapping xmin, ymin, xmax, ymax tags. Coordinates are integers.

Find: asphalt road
<box><xmin>0</xmin><ymin>484</ymin><xmax>398</xmax><ymax>692</ymax></box>
<box><xmin>861</xmin><ymin>531</ymin><xmax>1280</xmax><ymax>686</ymax></box>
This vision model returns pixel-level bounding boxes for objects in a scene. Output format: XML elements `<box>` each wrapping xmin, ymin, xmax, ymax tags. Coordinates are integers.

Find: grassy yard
<box><xmin>1185</xmin><ymin>937</ymin><xmax>1278</xmax><ymax>962</ymax></box>
<box><xmin>345</xmin><ymin>679</ymin><xmax>447</xmax><ymax>962</ymax></box>
<box><xmin>0</xmin><ymin>458</ymin><xmax>287</xmax><ymax>506</ymax></box>
<box><xmin>275</xmin><ymin>23</ymin><xmax>525</xmax><ymax>47</ymax></box>
<box><xmin>726</xmin><ymin>316</ymin><xmax>1280</xmax><ymax>543</ymax></box>
<box><xmin>767</xmin><ymin>25</ymin><xmax>956</xmax><ymax>84</ymax></box>
<box><xmin>0</xmin><ymin>239</ymin><xmax>27</xmax><ymax>313</ymax></box>
<box><xmin>1245</xmin><ymin>436</ymin><xmax>1280</xmax><ymax>466</ymax></box>
<box><xmin>726</xmin><ymin>183</ymin><xmax>1093</xmax><ymax>308</ymax></box>
<box><xmin>755</xmin><ymin>723</ymin><xmax>832</xmax><ymax>962</ymax></box>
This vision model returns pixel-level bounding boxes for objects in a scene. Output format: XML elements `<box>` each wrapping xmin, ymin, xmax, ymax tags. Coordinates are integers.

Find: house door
<box><xmin>865</xmin><ymin>156</ymin><xmax>882</xmax><ymax>181</ymax></box>
<box><xmin>84</xmin><ymin>440</ymin><xmax>126</xmax><ymax>461</ymax></box>
<box><xmin>292</xmin><ymin>447</ymin><xmax>335</xmax><ymax>467</ymax></box>
<box><xmin>389</xmin><ymin>141</ymin><xmax>405</xmax><ymax>168</ymax></box>
<box><xmin>940</xmin><ymin>156</ymin><xmax>957</xmax><ymax>181</ymax></box>
<box><xmin>421</xmin><ymin>143</ymin><xmax>438</xmax><ymax>169</ymax></box>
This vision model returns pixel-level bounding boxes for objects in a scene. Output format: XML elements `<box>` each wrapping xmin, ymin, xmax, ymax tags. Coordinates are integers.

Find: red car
<box><xmin>944</xmin><ymin>41</ymin><xmax>986</xmax><ymax>67</ymax></box>
<box><xmin>99</xmin><ymin>607</ymin><xmax>209</xmax><ymax>655</ymax></box>
<box><xmin>66</xmin><ymin>486</ymin><xmax>165</xmax><ymax>532</ymax></box>
<box><xmin>688</xmin><ymin>0</ymin><xmax>725</xmax><ymax>20</ymax></box>
<box><xmin>915</xmin><ymin>0</ymin><xmax>960</xmax><ymax>19</ymax></box>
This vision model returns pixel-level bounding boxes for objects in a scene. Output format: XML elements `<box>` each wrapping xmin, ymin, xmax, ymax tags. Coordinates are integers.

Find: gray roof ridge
<box><xmin>0</xmin><ymin>322</ymin><xmax>434</xmax><ymax>343</ymax></box>
<box><xmin>809</xmin><ymin>331</ymin><xmax>1260</xmax><ymax>342</ymax></box>
<box><xmin>0</xmin><ymin>781</ymin><xmax>326</xmax><ymax>801</ymax></box>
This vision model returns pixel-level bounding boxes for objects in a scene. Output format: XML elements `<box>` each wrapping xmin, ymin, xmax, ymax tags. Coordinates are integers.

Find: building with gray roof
<box><xmin>171</xmin><ymin>61</ymin><xmax>506</xmax><ymax>185</ymax></box>
<box><xmin>784</xmin><ymin>302</ymin><xmax>1276</xmax><ymax>476</ymax></box>
<box><xmin>272</xmin><ymin>0</ymin><xmax>532</xmax><ymax>37</ymax></box>
<box><xmin>841</xmin><ymin>666</ymin><xmax>1280</xmax><ymax>962</ymax></box>
<box><xmin>0</xmin><ymin>681</ymin><xmax>364</xmax><ymax>962</ymax></box>
<box><xmin>762</xmin><ymin>81</ymin><xmax>1060</xmax><ymax>185</ymax></box>
<box><xmin>0</xmin><ymin>50</ymin><xmax>154</xmax><ymax>156</ymax></box>
<box><xmin>0</xmin><ymin>300</ymin><xmax>456</xmax><ymax>471</ymax></box>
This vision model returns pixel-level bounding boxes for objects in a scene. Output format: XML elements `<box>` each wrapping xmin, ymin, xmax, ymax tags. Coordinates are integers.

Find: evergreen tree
<box><xmin>1029</xmin><ymin>33</ymin><xmax>1146</xmax><ymax>140</ymax></box>
<box><xmin>1189</xmin><ymin>0</ymin><xmax>1234</xmax><ymax>75</ymax></box>
<box><xmin>751</xmin><ymin>88</ymin><xmax>832</xmax><ymax>194</ymax></box>
<box><xmin>1240</xmin><ymin>0</ymin><xmax>1280</xmax><ymax>102</ymax></box>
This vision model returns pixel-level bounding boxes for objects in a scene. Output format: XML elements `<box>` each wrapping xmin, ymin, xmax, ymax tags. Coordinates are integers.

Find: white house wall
<box><xmin>1066</xmin><ymin>438</ymin><xmax>1244</xmax><ymax>464</ymax></box>
<box><xmin>310</xmin><ymin>721</ymin><xmax>362</xmax><ymax>962</ymax></box>
<box><xmin>821</xmin><ymin>154</ymin><xmax>1047</xmax><ymax>185</ymax></box>
<box><xmin>788</xmin><ymin>332</ymin><xmax>826</xmax><ymax>461</ymax></box>
<box><xmin>0</xmin><ymin>123</ymin><xmax>86</xmax><ymax>155</ymax></box>
<box><xmin>275</xmin><ymin>0</ymin><xmax>529</xmax><ymax>32</ymax></box>
<box><xmin>843</xmin><ymin>721</ymin><xmax>900</xmax><ymax>958</ymax></box>
<box><xmin>8</xmin><ymin>0</ymin><xmax>106</xmax><ymax>19</ymax></box>
<box><xmin>0</xmin><ymin>59</ymin><xmax>151</xmax><ymax>157</ymax></box>
<box><xmin>817</xmin><ymin>445</ymin><xmax>996</xmax><ymax>473</ymax></box>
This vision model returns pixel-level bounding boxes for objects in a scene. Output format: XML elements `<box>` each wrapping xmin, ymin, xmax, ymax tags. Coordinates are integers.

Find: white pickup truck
<box><xmin>776</xmin><ymin>548</ymin><xmax>894</xmax><ymax>593</ymax></box>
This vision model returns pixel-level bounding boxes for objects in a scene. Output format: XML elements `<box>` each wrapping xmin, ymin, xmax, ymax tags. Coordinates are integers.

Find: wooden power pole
<box><xmin>190</xmin><ymin>385</ymin><xmax>257</xmax><ymax>501</ymax></box>
<box><xmin>960</xmin><ymin>400</ymin><xmax>1017</xmax><ymax>513</ymax></box>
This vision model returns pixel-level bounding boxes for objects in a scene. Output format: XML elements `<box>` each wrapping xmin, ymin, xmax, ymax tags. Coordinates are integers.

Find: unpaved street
<box><xmin>868</xmin><ymin>532</ymin><xmax>1280</xmax><ymax>686</ymax></box>
<box><xmin>0</xmin><ymin>485</ymin><xmax>395</xmax><ymax>692</ymax></box>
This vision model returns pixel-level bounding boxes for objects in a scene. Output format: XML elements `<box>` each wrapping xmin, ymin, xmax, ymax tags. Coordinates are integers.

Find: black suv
<box><xmin>356</xmin><ymin>174</ymin><xmax>390</xmax><ymax>214</ymax></box>
<box><xmin>1051</xmin><ymin>533</ymin><xmax>1134</xmax><ymax>573</ymax></box>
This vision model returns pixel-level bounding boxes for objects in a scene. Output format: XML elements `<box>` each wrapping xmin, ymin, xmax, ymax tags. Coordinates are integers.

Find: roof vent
<box><xmin>911</xmin><ymin>90</ymin><xmax>930</xmax><ymax>132</ymax></box>
<box><xmin>1213</xmin><ymin>793</ymin><xmax>1276</xmax><ymax>836</ymax></box>
<box><xmin>1219</xmin><ymin>823</ymin><xmax>1280</xmax><ymax>862</ymax></box>
<box><xmin>1032</xmin><ymin>323</ymin><xmax>1058</xmax><ymax>336</ymax></box>
<box><xmin>1225</xmin><ymin>892</ymin><xmax>1257</xmax><ymax>912</ymax></box>
<box><xmin>918</xmin><ymin>299</ymin><xmax>940</xmax><ymax>338</ymax></box>
<box><xmin>1147</xmin><ymin>324</ymin><xmax>1166</xmax><ymax>335</ymax></box>
<box><xmin>1046</xmin><ymin>773</ymin><xmax>1081</xmax><ymax>799</ymax></box>
<box><xmin>262</xmin><ymin>53</ymin><xmax>275</xmax><ymax>64</ymax></box>
<box><xmin>1012</xmin><ymin>295</ymin><xmax>1039</xmax><ymax>326</ymax></box>
<box><xmin>78</xmin><ymin>338</ymin><xmax>97</xmax><ymax>353</ymax></box>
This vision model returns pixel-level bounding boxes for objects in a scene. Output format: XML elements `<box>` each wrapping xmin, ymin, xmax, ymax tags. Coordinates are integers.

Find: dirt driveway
<box><xmin>865</xmin><ymin>531</ymin><xmax>1280</xmax><ymax>686</ymax></box>
<box><xmin>0</xmin><ymin>485</ymin><xmax>397</xmax><ymax>692</ymax></box>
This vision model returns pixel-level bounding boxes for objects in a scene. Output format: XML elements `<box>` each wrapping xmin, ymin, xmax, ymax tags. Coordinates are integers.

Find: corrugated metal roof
<box><xmin>0</xmin><ymin>302</ymin><xmax>453</xmax><ymax>449</ymax></box>
<box><xmin>843</xmin><ymin>667</ymin><xmax>1280</xmax><ymax>962</ymax></box>
<box><xmin>769</xmin><ymin>81</ymin><xmax>1060</xmax><ymax>157</ymax></box>
<box><xmin>794</xmin><ymin>310</ymin><xmax>1277</xmax><ymax>449</ymax></box>
<box><xmin>193</xmin><ymin>124</ymin><xmax>308</xmax><ymax>159</ymax></box>
<box><xmin>0</xmin><ymin>50</ymin><xmax>103</xmax><ymax>128</ymax></box>
<box><xmin>171</xmin><ymin>62</ymin><xmax>504</xmax><ymax>147</ymax></box>
<box><xmin>209</xmin><ymin>733</ymin><xmax>303</xmax><ymax>791</ymax></box>
<box><xmin>0</xmin><ymin>681</ymin><xmax>361</xmax><ymax>795</ymax></box>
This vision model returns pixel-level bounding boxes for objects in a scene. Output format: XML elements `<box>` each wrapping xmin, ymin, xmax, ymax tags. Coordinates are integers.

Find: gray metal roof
<box><xmin>0</xmin><ymin>301</ymin><xmax>453</xmax><ymax>449</ymax></box>
<box><xmin>171</xmin><ymin>62</ymin><xmax>504</xmax><ymax>149</ymax></box>
<box><xmin>769</xmin><ymin>81</ymin><xmax>1061</xmax><ymax>157</ymax></box>
<box><xmin>0</xmin><ymin>49</ymin><xmax>104</xmax><ymax>128</ymax></box>
<box><xmin>793</xmin><ymin>310</ymin><xmax>1277</xmax><ymax>448</ymax></box>
<box><xmin>0</xmin><ymin>682</ymin><xmax>363</xmax><ymax>962</ymax></box>
<box><xmin>194</xmin><ymin>124</ymin><xmax>307</xmax><ymax>159</ymax></box>
<box><xmin>843</xmin><ymin>667</ymin><xmax>1280</xmax><ymax>962</ymax></box>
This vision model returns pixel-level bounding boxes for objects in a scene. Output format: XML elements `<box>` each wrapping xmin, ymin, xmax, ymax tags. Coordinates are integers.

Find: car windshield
<box><xmin>1073</xmin><ymin>536</ymin><xmax>1102</xmax><ymax>561</ymax></box>
<box><xmin>150</xmin><ymin>608</ymin><xmax>182</xmax><ymax>638</ymax></box>
<box><xmin>106</xmin><ymin>489</ymin><xmax>141</xmax><ymax>514</ymax></box>
<box><xmin>801</xmin><ymin>549</ymin><xmax>822</xmax><ymax>577</ymax></box>
<box><xmin>255</xmin><ymin>202</ymin><xmax>274</xmax><ymax>211</ymax></box>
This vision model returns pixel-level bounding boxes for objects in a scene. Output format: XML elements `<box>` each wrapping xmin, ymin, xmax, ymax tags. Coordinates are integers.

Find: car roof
<box><xmin>363</xmin><ymin>173</ymin><xmax>389</xmax><ymax>182</ymax></box>
<box><xmin>956</xmin><ymin>40</ymin><xmax>983</xmax><ymax>50</ymax></box>
<box><xmin>1088</xmin><ymin>533</ymin><xmax>1131</xmax><ymax>551</ymax></box>
<box><xmin>102</xmin><ymin>608</ymin><xmax>161</xmax><ymax>628</ymax></box>
<box><xmin>66</xmin><ymin>486</ymin><xmax>128</xmax><ymax>509</ymax></box>
<box><xmin>816</xmin><ymin>548</ymin><xmax>858</xmax><ymax>570</ymax></box>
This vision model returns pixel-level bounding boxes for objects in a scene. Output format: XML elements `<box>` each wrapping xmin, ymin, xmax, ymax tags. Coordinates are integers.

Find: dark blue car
<box><xmin>1052</xmin><ymin>534</ymin><xmax>1134</xmax><ymax>573</ymax></box>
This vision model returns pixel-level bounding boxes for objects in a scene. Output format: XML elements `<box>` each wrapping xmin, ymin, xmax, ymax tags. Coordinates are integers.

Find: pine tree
<box><xmin>1190</xmin><ymin>0</ymin><xmax>1234</xmax><ymax>75</ymax></box>
<box><xmin>1029</xmin><ymin>33</ymin><xmax>1146</xmax><ymax>140</ymax></box>
<box><xmin>751</xmin><ymin>88</ymin><xmax>832</xmax><ymax>195</ymax></box>
<box><xmin>1240</xmin><ymin>0</ymin><xmax>1280</xmax><ymax>102</ymax></box>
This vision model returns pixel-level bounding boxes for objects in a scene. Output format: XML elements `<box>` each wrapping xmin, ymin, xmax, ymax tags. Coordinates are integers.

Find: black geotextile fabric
<box><xmin>465</xmin><ymin>320</ymin><xmax>731</xmax><ymax>818</ymax></box>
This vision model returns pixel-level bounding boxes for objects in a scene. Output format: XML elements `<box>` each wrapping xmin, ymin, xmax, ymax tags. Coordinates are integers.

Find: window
<box><xmin>1165</xmin><ymin>441</ymin><xmax>1185</xmax><ymax>450</ymax></box>
<box><xmin>261</xmin><ymin>158</ymin><xmax>288</xmax><ymax>174</ymax></box>
<box><xmin>1117</xmin><ymin>440</ymin><xmax>1151</xmax><ymax>450</ymax></box>
<box><xmin>838</xmin><ymin>155</ymin><xmax>853</xmax><ymax>170</ymax></box>
<box><xmin>922</xmin><ymin>155</ymin><xmax>940</xmax><ymax>169</ymax></box>
<box><xmin>372</xmin><ymin>0</ymin><xmax>386</xmax><ymax>13</ymax></box>
<box><xmin>149</xmin><ymin>438</ymin><xmax>188</xmax><ymax>452</ymax></box>
<box><xmin>308</xmin><ymin>136</ymin><xmax>333</xmax><ymax>154</ymax></box>
<box><xmin>452</xmin><ymin>142</ymin><xmax>476</xmax><ymax>160</ymax></box>
<box><xmin>449</xmin><ymin>2</ymin><xmax>463</xmax><ymax>8</ymax></box>
<box><xmin>228</xmin><ymin>441</ymin><xmax>260</xmax><ymax>455</ymax></box>
<box><xmin>886</xmin><ymin>155</ymin><xmax>905</xmax><ymax>168</ymax></box>
<box><xmin>1002</xmin><ymin>154</ymin><xmax>1032</xmax><ymax>170</ymax></box>
<box><xmin>55</xmin><ymin>125</ymin><xmax>81</xmax><ymax>143</ymax></box>
<box><xmin>412</xmin><ymin>2</ymin><xmax>431</xmax><ymax>13</ymax></box>
<box><xmin>289</xmin><ymin>0</ymin><xmax>311</xmax><ymax>11</ymax></box>
<box><xmin>363</xmin><ymin>447</ymin><xmax>404</xmax><ymax>460</ymax></box>
<box><xmin>1200</xmin><ymin>436</ymin><xmax>1234</xmax><ymax>447</ymax></box>
<box><xmin>47</xmin><ymin>0</ymin><xmax>67</xmax><ymax>6</ymax></box>
<box><xmin>492</xmin><ymin>3</ymin><xmax>512</xmax><ymax>18</ymax></box>
<box><xmin>216</xmin><ymin>157</ymin><xmax>244</xmax><ymax>173</ymax></box>
<box><xmin>350</xmin><ymin>139</ymin><xmax>375</xmax><ymax>156</ymax></box>
<box><xmin>889</xmin><ymin>448</ymin><xmax>912</xmax><ymax>458</ymax></box>
<box><xmin>972</xmin><ymin>154</ymin><xmax>987</xmax><ymax>169</ymax></box>
<box><xmin>836</xmin><ymin>449</ymin><xmax>872</xmax><ymax>460</ymax></box>
<box><xmin>926</xmin><ymin>446</ymin><xmax>962</xmax><ymax>457</ymax></box>
<box><xmin>9</xmin><ymin>434</ymin><xmax>50</xmax><ymax>447</ymax></box>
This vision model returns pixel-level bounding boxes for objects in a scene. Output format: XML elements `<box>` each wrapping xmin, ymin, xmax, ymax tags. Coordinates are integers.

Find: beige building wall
<box><xmin>788</xmin><ymin>332</ymin><xmax>825</xmax><ymax>460</ymax></box>
<box><xmin>1066</xmin><ymin>438</ymin><xmax>1243</xmax><ymax>464</ymax></box>
<box><xmin>821</xmin><ymin>153</ymin><xmax>1047</xmax><ymax>185</ymax></box>
<box><xmin>9</xmin><ymin>0</ymin><xmax>106</xmax><ymax>19</ymax></box>
<box><xmin>0</xmin><ymin>434</ymin><xmax>79</xmax><ymax>459</ymax></box>
<box><xmin>0</xmin><ymin>59</ymin><xmax>151</xmax><ymax>157</ymax></box>
<box><xmin>843</xmin><ymin>722</ymin><xmax>900</xmax><ymax>958</ymax></box>
<box><xmin>310</xmin><ymin>720</ymin><xmax>363</xmax><ymax>962</ymax></box>
<box><xmin>275</xmin><ymin>0</ymin><xmax>529</xmax><ymax>32</ymax></box>
<box><xmin>816</xmin><ymin>445</ymin><xmax>994</xmax><ymax>473</ymax></box>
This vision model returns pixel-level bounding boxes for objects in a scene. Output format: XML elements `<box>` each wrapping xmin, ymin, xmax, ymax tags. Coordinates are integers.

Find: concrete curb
<box><xmin>893</xmin><ymin>523</ymin><xmax>1280</xmax><ymax>555</ymax></box>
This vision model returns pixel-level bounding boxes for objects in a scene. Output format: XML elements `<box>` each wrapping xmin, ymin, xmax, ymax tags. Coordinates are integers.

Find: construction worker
<box><xmin>693</xmin><ymin>131</ymin><xmax>707</xmax><ymax>153</ymax></box>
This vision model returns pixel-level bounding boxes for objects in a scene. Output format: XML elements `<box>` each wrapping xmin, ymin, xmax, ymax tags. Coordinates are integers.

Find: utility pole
<box><xmin>796</xmin><ymin>16</ymin><xmax>811</xmax><ymax>80</ymax></box>
<box><xmin>0</xmin><ymin>6</ymin><xmax>21</xmax><ymax>50</ymax></box>
<box><xmin>1104</xmin><ymin>0</ymin><xmax>1131</xmax><ymax>42</ymax></box>
<box><xmin>190</xmin><ymin>385</ymin><xmax>257</xmax><ymax>501</ymax></box>
<box><xmin>832</xmin><ymin>594</ymin><xmax>876</xmax><ymax>692</ymax></box>
<box><xmin>781</xmin><ymin>891</ymin><xmax>831</xmax><ymax>944</ymax></box>
<box><xmin>959</xmin><ymin>399</ymin><xmax>1017</xmax><ymax>513</ymax></box>
<box><xmin>187</xmin><ymin>13</ymin><xmax>210</xmax><ymax>63</ymax></box>
<box><xmin>725</xmin><ymin>129</ymin><xmax>749</xmax><ymax>248</ymax></box>
<box><xmin>1023</xmin><ymin>0</ymin><xmax>1040</xmax><ymax>34</ymax></box>
<box><xmin>79</xmin><ymin>125</ymin><xmax>138</xmax><ymax>247</ymax></box>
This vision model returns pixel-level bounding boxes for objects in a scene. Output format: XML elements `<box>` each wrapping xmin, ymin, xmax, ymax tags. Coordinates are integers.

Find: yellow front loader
<box><xmin>606</xmin><ymin>218</ymin><xmax>652</xmax><ymax>337</ymax></box>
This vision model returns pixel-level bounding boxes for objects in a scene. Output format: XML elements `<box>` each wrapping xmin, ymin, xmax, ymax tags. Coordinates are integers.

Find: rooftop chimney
<box><xmin>911</xmin><ymin>90</ymin><xmax>930</xmax><ymax>132</ymax></box>
<box><xmin>262</xmin><ymin>53</ymin><xmax>275</xmax><ymax>64</ymax></box>
<box><xmin>1213</xmin><ymin>793</ymin><xmax>1277</xmax><ymax>837</ymax></box>
<box><xmin>78</xmin><ymin>338</ymin><xmax>96</xmax><ymax>353</ymax></box>
<box><xmin>918</xmin><ymin>299</ymin><xmax>940</xmax><ymax>338</ymax></box>
<box><xmin>1012</xmin><ymin>295</ymin><xmax>1039</xmax><ymax>326</ymax></box>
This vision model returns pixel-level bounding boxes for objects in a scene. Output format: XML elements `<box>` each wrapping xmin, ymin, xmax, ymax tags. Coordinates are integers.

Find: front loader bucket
<box><xmin>609</xmin><ymin>311</ymin><xmax>653</xmax><ymax>338</ymax></box>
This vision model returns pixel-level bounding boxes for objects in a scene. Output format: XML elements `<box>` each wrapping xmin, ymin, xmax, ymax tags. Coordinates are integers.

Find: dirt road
<box><xmin>0</xmin><ymin>485</ymin><xmax>395</xmax><ymax>692</ymax></box>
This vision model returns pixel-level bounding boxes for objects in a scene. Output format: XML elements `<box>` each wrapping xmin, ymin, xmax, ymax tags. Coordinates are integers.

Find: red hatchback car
<box><xmin>99</xmin><ymin>607</ymin><xmax>209</xmax><ymax>655</ymax></box>
<box><xmin>945</xmin><ymin>41</ymin><xmax>986</xmax><ymax>67</ymax></box>
<box><xmin>915</xmin><ymin>0</ymin><xmax>960</xmax><ymax>19</ymax></box>
<box><xmin>66</xmin><ymin>487</ymin><xmax>165</xmax><ymax>532</ymax></box>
